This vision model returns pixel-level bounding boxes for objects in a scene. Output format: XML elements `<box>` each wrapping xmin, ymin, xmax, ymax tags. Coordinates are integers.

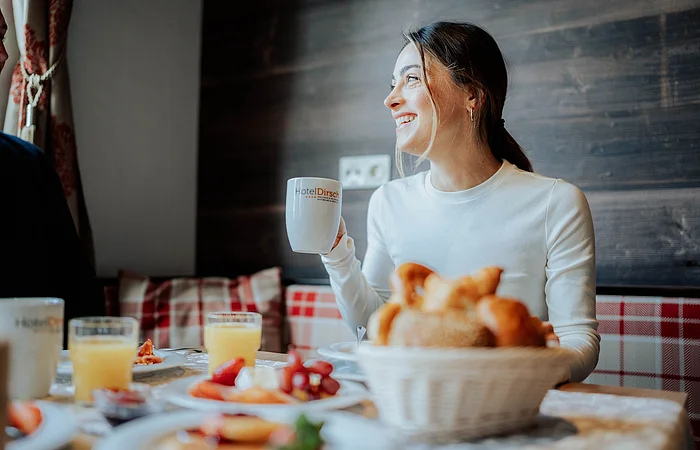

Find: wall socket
<box><xmin>338</xmin><ymin>154</ymin><xmax>392</xmax><ymax>190</ymax></box>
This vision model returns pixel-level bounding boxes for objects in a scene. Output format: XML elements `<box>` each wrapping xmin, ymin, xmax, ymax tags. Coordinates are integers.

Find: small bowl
<box><xmin>92</xmin><ymin>383</ymin><xmax>165</xmax><ymax>422</ymax></box>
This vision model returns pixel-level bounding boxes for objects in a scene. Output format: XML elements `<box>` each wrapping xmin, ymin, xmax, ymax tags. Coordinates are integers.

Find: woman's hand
<box><xmin>531</xmin><ymin>317</ymin><xmax>560</xmax><ymax>347</ymax></box>
<box><xmin>539</xmin><ymin>321</ymin><xmax>559</xmax><ymax>346</ymax></box>
<box><xmin>332</xmin><ymin>217</ymin><xmax>346</xmax><ymax>250</ymax></box>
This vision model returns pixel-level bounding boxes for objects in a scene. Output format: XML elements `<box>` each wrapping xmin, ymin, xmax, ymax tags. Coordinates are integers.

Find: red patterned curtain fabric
<box><xmin>3</xmin><ymin>0</ymin><xmax>80</xmax><ymax>228</ymax></box>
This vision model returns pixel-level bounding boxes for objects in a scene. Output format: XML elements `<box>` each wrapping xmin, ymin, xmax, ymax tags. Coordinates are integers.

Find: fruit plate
<box><xmin>8</xmin><ymin>402</ymin><xmax>78</xmax><ymax>450</ymax></box>
<box><xmin>57</xmin><ymin>349</ymin><xmax>185</xmax><ymax>376</ymax></box>
<box><xmin>156</xmin><ymin>374</ymin><xmax>369</xmax><ymax>414</ymax></box>
<box><xmin>94</xmin><ymin>409</ymin><xmax>396</xmax><ymax>450</ymax></box>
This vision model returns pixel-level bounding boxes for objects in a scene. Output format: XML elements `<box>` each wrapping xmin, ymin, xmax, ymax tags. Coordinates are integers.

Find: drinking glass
<box><xmin>69</xmin><ymin>317</ymin><xmax>139</xmax><ymax>403</ymax></box>
<box><xmin>204</xmin><ymin>312</ymin><xmax>262</xmax><ymax>374</ymax></box>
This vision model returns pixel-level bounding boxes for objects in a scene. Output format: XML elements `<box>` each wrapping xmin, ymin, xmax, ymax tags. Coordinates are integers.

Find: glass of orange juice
<box><xmin>68</xmin><ymin>317</ymin><xmax>139</xmax><ymax>403</ymax></box>
<box><xmin>205</xmin><ymin>312</ymin><xmax>262</xmax><ymax>374</ymax></box>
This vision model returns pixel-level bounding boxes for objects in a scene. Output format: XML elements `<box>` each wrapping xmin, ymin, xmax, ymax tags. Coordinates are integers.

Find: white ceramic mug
<box><xmin>0</xmin><ymin>298</ymin><xmax>64</xmax><ymax>399</ymax></box>
<box><xmin>286</xmin><ymin>177</ymin><xmax>343</xmax><ymax>254</ymax></box>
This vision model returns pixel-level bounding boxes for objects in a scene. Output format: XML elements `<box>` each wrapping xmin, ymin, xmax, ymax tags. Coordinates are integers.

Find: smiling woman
<box><xmin>387</xmin><ymin>24</ymin><xmax>533</xmax><ymax>181</ymax></box>
<box><xmin>319</xmin><ymin>21</ymin><xmax>600</xmax><ymax>384</ymax></box>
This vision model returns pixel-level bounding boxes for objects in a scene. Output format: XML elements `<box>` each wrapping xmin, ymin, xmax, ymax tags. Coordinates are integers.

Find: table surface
<box><xmin>44</xmin><ymin>350</ymin><xmax>692</xmax><ymax>450</ymax></box>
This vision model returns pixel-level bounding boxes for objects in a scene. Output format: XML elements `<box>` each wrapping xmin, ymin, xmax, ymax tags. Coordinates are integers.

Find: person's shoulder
<box><xmin>503</xmin><ymin>163</ymin><xmax>590</xmax><ymax>209</ymax></box>
<box><xmin>550</xmin><ymin>178</ymin><xmax>590</xmax><ymax>212</ymax></box>
<box><xmin>0</xmin><ymin>131</ymin><xmax>46</xmax><ymax>165</ymax></box>
<box><xmin>507</xmin><ymin>164</ymin><xmax>584</xmax><ymax>196</ymax></box>
<box><xmin>505</xmin><ymin>163</ymin><xmax>559</xmax><ymax>189</ymax></box>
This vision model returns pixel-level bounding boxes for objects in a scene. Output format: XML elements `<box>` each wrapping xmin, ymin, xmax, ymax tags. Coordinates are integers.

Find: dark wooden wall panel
<box><xmin>197</xmin><ymin>0</ymin><xmax>700</xmax><ymax>288</ymax></box>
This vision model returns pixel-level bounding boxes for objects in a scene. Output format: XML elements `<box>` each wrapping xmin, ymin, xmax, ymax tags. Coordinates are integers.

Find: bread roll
<box><xmin>389</xmin><ymin>263</ymin><xmax>434</xmax><ymax>307</ymax></box>
<box><xmin>368</xmin><ymin>264</ymin><xmax>548</xmax><ymax>349</ymax></box>
<box><xmin>422</xmin><ymin>274</ymin><xmax>480</xmax><ymax>312</ymax></box>
<box><xmin>386</xmin><ymin>308</ymin><xmax>494</xmax><ymax>348</ymax></box>
<box><xmin>476</xmin><ymin>296</ymin><xmax>545</xmax><ymax>347</ymax></box>
<box><xmin>367</xmin><ymin>303</ymin><xmax>403</xmax><ymax>345</ymax></box>
<box><xmin>471</xmin><ymin>267</ymin><xmax>503</xmax><ymax>297</ymax></box>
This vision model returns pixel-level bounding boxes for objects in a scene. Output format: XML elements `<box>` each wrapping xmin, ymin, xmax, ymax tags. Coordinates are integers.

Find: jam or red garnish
<box><xmin>103</xmin><ymin>389</ymin><xmax>147</xmax><ymax>405</ymax></box>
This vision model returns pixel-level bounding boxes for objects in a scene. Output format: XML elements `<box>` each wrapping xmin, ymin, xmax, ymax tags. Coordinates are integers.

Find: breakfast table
<box><xmin>43</xmin><ymin>349</ymin><xmax>694</xmax><ymax>450</ymax></box>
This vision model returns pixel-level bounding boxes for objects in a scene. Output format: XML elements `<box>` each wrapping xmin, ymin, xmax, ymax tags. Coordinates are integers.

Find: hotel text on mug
<box><xmin>295</xmin><ymin>187</ymin><xmax>340</xmax><ymax>204</ymax></box>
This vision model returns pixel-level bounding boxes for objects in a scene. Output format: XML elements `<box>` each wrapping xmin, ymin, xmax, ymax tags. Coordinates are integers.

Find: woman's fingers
<box><xmin>332</xmin><ymin>217</ymin><xmax>346</xmax><ymax>250</ymax></box>
<box><xmin>540</xmin><ymin>321</ymin><xmax>560</xmax><ymax>346</ymax></box>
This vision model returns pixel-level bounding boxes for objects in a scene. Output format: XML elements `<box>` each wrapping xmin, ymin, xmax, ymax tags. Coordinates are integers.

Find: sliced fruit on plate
<box><xmin>211</xmin><ymin>357</ymin><xmax>246</xmax><ymax>387</ymax></box>
<box><xmin>281</xmin><ymin>350</ymin><xmax>341</xmax><ymax>402</ymax></box>
<box><xmin>188</xmin><ymin>351</ymin><xmax>341</xmax><ymax>404</ymax></box>
<box><xmin>8</xmin><ymin>401</ymin><xmax>42</xmax><ymax>435</ymax></box>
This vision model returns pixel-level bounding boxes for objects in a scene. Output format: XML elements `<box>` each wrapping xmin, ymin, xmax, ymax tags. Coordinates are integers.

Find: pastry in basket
<box><xmin>135</xmin><ymin>338</ymin><xmax>163</xmax><ymax>365</ymax></box>
<box><xmin>189</xmin><ymin>350</ymin><xmax>341</xmax><ymax>404</ymax></box>
<box><xmin>152</xmin><ymin>413</ymin><xmax>324</xmax><ymax>450</ymax></box>
<box><xmin>368</xmin><ymin>263</ymin><xmax>552</xmax><ymax>348</ymax></box>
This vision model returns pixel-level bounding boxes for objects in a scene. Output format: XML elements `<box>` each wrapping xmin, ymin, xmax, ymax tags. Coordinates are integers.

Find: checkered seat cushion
<box><xmin>116</xmin><ymin>267</ymin><xmax>284</xmax><ymax>352</ymax></box>
<box><xmin>285</xmin><ymin>284</ymin><xmax>355</xmax><ymax>359</ymax></box>
<box><xmin>586</xmin><ymin>295</ymin><xmax>700</xmax><ymax>447</ymax></box>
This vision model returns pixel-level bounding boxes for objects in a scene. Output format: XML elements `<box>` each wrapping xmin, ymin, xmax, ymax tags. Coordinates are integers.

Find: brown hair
<box><xmin>399</xmin><ymin>21</ymin><xmax>533</xmax><ymax>175</ymax></box>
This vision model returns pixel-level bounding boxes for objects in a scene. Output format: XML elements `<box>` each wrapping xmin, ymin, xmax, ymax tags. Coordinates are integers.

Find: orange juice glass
<box><xmin>205</xmin><ymin>312</ymin><xmax>262</xmax><ymax>374</ymax></box>
<box><xmin>68</xmin><ymin>317</ymin><xmax>138</xmax><ymax>403</ymax></box>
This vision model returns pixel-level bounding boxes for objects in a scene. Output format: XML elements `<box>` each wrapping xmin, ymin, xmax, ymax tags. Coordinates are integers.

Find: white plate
<box><xmin>57</xmin><ymin>349</ymin><xmax>186</xmax><ymax>376</ymax></box>
<box><xmin>317</xmin><ymin>341</ymin><xmax>359</xmax><ymax>362</ymax></box>
<box><xmin>94</xmin><ymin>409</ymin><xmax>396</xmax><ymax>450</ymax></box>
<box><xmin>8</xmin><ymin>401</ymin><xmax>78</xmax><ymax>450</ymax></box>
<box><xmin>323</xmin><ymin>359</ymin><xmax>365</xmax><ymax>383</ymax></box>
<box><xmin>157</xmin><ymin>374</ymin><xmax>369</xmax><ymax>414</ymax></box>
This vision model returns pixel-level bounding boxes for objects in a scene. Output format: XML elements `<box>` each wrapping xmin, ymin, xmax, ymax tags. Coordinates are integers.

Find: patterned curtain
<box><xmin>3</xmin><ymin>0</ymin><xmax>81</xmax><ymax>229</ymax></box>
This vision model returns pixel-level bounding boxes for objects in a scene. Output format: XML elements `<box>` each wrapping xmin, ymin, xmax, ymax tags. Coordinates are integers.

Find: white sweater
<box><xmin>321</xmin><ymin>161</ymin><xmax>600</xmax><ymax>382</ymax></box>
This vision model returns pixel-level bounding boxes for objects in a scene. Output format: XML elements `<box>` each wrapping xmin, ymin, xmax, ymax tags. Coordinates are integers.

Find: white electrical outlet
<box><xmin>338</xmin><ymin>154</ymin><xmax>392</xmax><ymax>190</ymax></box>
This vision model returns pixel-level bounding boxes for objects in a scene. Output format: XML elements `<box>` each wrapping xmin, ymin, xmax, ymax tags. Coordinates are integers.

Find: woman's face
<box><xmin>384</xmin><ymin>43</ymin><xmax>469</xmax><ymax>158</ymax></box>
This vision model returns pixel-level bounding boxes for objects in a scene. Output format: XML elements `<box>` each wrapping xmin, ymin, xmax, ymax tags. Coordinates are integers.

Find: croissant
<box><xmin>368</xmin><ymin>263</ymin><xmax>548</xmax><ymax>349</ymax></box>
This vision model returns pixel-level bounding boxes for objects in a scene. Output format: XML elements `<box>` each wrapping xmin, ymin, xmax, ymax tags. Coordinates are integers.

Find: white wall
<box><xmin>68</xmin><ymin>0</ymin><xmax>202</xmax><ymax>277</ymax></box>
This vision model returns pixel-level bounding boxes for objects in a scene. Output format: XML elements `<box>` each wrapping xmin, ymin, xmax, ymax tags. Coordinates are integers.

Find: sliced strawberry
<box><xmin>320</xmin><ymin>376</ymin><xmax>340</xmax><ymax>396</ymax></box>
<box><xmin>286</xmin><ymin>349</ymin><xmax>304</xmax><ymax>371</ymax></box>
<box><xmin>8</xmin><ymin>401</ymin><xmax>42</xmax><ymax>435</ymax></box>
<box><xmin>211</xmin><ymin>358</ymin><xmax>246</xmax><ymax>386</ymax></box>
<box><xmin>307</xmin><ymin>361</ymin><xmax>333</xmax><ymax>377</ymax></box>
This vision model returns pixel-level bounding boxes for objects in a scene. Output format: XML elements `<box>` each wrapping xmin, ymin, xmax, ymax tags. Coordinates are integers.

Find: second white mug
<box><xmin>285</xmin><ymin>177</ymin><xmax>343</xmax><ymax>254</ymax></box>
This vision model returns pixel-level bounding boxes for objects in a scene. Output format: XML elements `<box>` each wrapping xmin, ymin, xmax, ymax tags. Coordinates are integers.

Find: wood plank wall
<box><xmin>197</xmin><ymin>0</ymin><xmax>700</xmax><ymax>289</ymax></box>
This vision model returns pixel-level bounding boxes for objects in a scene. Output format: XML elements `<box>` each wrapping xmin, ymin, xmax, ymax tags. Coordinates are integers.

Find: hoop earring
<box><xmin>469</xmin><ymin>109</ymin><xmax>474</xmax><ymax>122</ymax></box>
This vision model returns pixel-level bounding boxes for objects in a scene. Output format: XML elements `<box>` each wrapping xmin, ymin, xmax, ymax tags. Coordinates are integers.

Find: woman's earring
<box><xmin>469</xmin><ymin>109</ymin><xmax>474</xmax><ymax>122</ymax></box>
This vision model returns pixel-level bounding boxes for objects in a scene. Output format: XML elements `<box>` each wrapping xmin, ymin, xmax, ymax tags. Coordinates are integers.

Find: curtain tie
<box><xmin>19</xmin><ymin>51</ymin><xmax>64</xmax><ymax>143</ymax></box>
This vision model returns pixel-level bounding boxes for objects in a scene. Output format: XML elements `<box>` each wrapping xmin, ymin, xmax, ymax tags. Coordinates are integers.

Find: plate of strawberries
<box><xmin>156</xmin><ymin>350</ymin><xmax>369</xmax><ymax>413</ymax></box>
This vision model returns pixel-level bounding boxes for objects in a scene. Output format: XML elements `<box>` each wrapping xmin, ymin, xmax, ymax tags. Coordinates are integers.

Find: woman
<box><xmin>320</xmin><ymin>22</ymin><xmax>599</xmax><ymax>383</ymax></box>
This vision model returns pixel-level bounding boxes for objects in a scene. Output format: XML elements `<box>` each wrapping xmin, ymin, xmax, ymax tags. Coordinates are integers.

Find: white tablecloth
<box><xmin>48</xmin><ymin>351</ymin><xmax>693</xmax><ymax>450</ymax></box>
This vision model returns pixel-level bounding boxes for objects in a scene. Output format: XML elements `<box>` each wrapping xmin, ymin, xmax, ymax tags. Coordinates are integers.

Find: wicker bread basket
<box><xmin>356</xmin><ymin>343</ymin><xmax>572</xmax><ymax>442</ymax></box>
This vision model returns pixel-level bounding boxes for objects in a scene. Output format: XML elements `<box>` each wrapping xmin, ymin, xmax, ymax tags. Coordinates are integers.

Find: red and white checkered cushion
<box><xmin>587</xmin><ymin>295</ymin><xmax>700</xmax><ymax>447</ymax></box>
<box><xmin>285</xmin><ymin>285</ymin><xmax>355</xmax><ymax>359</ymax></box>
<box><xmin>117</xmin><ymin>267</ymin><xmax>283</xmax><ymax>352</ymax></box>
